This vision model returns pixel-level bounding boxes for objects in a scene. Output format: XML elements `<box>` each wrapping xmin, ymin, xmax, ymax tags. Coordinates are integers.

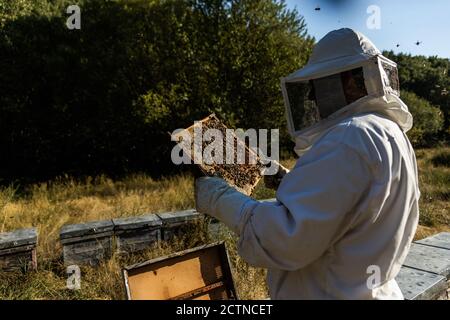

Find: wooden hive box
<box><xmin>112</xmin><ymin>215</ymin><xmax>162</xmax><ymax>254</ymax></box>
<box><xmin>60</xmin><ymin>220</ymin><xmax>114</xmax><ymax>266</ymax></box>
<box><xmin>123</xmin><ymin>242</ymin><xmax>238</xmax><ymax>300</ymax></box>
<box><xmin>156</xmin><ymin>209</ymin><xmax>202</xmax><ymax>241</ymax></box>
<box><xmin>0</xmin><ymin>228</ymin><xmax>38</xmax><ymax>272</ymax></box>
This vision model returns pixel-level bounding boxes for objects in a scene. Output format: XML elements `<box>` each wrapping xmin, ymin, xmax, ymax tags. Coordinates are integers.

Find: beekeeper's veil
<box><xmin>281</xmin><ymin>28</ymin><xmax>413</xmax><ymax>156</ymax></box>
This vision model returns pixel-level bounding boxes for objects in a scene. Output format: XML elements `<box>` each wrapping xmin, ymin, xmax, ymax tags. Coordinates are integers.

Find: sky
<box><xmin>286</xmin><ymin>0</ymin><xmax>450</xmax><ymax>58</ymax></box>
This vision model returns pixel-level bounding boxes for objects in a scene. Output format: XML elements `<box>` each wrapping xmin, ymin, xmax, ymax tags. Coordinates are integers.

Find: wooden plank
<box><xmin>62</xmin><ymin>236</ymin><xmax>112</xmax><ymax>266</ymax></box>
<box><xmin>416</xmin><ymin>232</ymin><xmax>450</xmax><ymax>250</ymax></box>
<box><xmin>60</xmin><ymin>220</ymin><xmax>114</xmax><ymax>240</ymax></box>
<box><xmin>403</xmin><ymin>243</ymin><xmax>450</xmax><ymax>277</ymax></box>
<box><xmin>60</xmin><ymin>231</ymin><xmax>114</xmax><ymax>245</ymax></box>
<box><xmin>0</xmin><ymin>228</ymin><xmax>37</xmax><ymax>250</ymax></box>
<box><xmin>112</xmin><ymin>214</ymin><xmax>162</xmax><ymax>231</ymax></box>
<box><xmin>168</xmin><ymin>281</ymin><xmax>226</xmax><ymax>300</ymax></box>
<box><xmin>158</xmin><ymin>210</ymin><xmax>202</xmax><ymax>241</ymax></box>
<box><xmin>115</xmin><ymin>229</ymin><xmax>161</xmax><ymax>254</ymax></box>
<box><xmin>0</xmin><ymin>244</ymin><xmax>36</xmax><ymax>256</ymax></box>
<box><xmin>0</xmin><ymin>248</ymin><xmax>37</xmax><ymax>272</ymax></box>
<box><xmin>157</xmin><ymin>209</ymin><xmax>200</xmax><ymax>226</ymax></box>
<box><xmin>396</xmin><ymin>266</ymin><xmax>447</xmax><ymax>300</ymax></box>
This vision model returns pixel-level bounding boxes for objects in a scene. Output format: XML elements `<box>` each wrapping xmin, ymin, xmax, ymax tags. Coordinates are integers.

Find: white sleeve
<box><xmin>236</xmin><ymin>141</ymin><xmax>373</xmax><ymax>271</ymax></box>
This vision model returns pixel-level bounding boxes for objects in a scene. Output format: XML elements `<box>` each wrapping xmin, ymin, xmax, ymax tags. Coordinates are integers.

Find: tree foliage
<box><xmin>0</xmin><ymin>0</ymin><xmax>313</xmax><ymax>183</ymax></box>
<box><xmin>0</xmin><ymin>1</ymin><xmax>447</xmax><ymax>184</ymax></box>
<box><xmin>401</xmin><ymin>91</ymin><xmax>444</xmax><ymax>147</ymax></box>
<box><xmin>384</xmin><ymin>51</ymin><xmax>449</xmax><ymax>134</ymax></box>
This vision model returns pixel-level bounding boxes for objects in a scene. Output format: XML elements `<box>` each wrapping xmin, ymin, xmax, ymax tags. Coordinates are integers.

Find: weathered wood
<box><xmin>60</xmin><ymin>220</ymin><xmax>114</xmax><ymax>266</ymax></box>
<box><xmin>113</xmin><ymin>214</ymin><xmax>162</xmax><ymax>230</ymax></box>
<box><xmin>403</xmin><ymin>242</ymin><xmax>450</xmax><ymax>277</ymax></box>
<box><xmin>168</xmin><ymin>281</ymin><xmax>226</xmax><ymax>300</ymax></box>
<box><xmin>60</xmin><ymin>220</ymin><xmax>114</xmax><ymax>240</ymax></box>
<box><xmin>0</xmin><ymin>228</ymin><xmax>37</xmax><ymax>250</ymax></box>
<box><xmin>416</xmin><ymin>232</ymin><xmax>450</xmax><ymax>250</ymax></box>
<box><xmin>396</xmin><ymin>266</ymin><xmax>447</xmax><ymax>300</ymax></box>
<box><xmin>62</xmin><ymin>237</ymin><xmax>113</xmax><ymax>266</ymax></box>
<box><xmin>0</xmin><ymin>228</ymin><xmax>37</xmax><ymax>272</ymax></box>
<box><xmin>157</xmin><ymin>209</ymin><xmax>200</xmax><ymax>226</ymax></box>
<box><xmin>157</xmin><ymin>209</ymin><xmax>202</xmax><ymax>240</ymax></box>
<box><xmin>123</xmin><ymin>242</ymin><xmax>238</xmax><ymax>300</ymax></box>
<box><xmin>113</xmin><ymin>215</ymin><xmax>162</xmax><ymax>254</ymax></box>
<box><xmin>0</xmin><ymin>244</ymin><xmax>36</xmax><ymax>256</ymax></box>
<box><xmin>60</xmin><ymin>231</ymin><xmax>113</xmax><ymax>245</ymax></box>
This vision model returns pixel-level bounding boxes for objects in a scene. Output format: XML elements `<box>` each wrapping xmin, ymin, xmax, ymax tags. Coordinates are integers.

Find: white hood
<box><xmin>280</xmin><ymin>28</ymin><xmax>413</xmax><ymax>156</ymax></box>
<box><xmin>293</xmin><ymin>93</ymin><xmax>413</xmax><ymax>156</ymax></box>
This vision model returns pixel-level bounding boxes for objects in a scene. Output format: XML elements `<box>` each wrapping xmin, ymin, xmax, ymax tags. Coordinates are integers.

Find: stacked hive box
<box><xmin>0</xmin><ymin>228</ymin><xmax>38</xmax><ymax>272</ymax></box>
<box><xmin>113</xmin><ymin>215</ymin><xmax>162</xmax><ymax>254</ymax></box>
<box><xmin>60</xmin><ymin>220</ymin><xmax>114</xmax><ymax>266</ymax></box>
<box><xmin>157</xmin><ymin>209</ymin><xmax>201</xmax><ymax>241</ymax></box>
<box><xmin>59</xmin><ymin>211</ymin><xmax>203</xmax><ymax>265</ymax></box>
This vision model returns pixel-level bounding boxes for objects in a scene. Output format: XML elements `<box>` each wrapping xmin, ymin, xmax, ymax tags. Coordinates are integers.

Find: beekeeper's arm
<box><xmin>195</xmin><ymin>140</ymin><xmax>372</xmax><ymax>271</ymax></box>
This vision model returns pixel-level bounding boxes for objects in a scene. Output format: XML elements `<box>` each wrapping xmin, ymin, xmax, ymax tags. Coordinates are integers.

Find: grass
<box><xmin>0</xmin><ymin>147</ymin><xmax>448</xmax><ymax>299</ymax></box>
<box><xmin>414</xmin><ymin>147</ymin><xmax>450</xmax><ymax>239</ymax></box>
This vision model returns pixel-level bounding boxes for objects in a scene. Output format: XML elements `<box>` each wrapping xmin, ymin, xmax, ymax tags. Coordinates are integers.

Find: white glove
<box><xmin>195</xmin><ymin>177</ymin><xmax>256</xmax><ymax>234</ymax></box>
<box><xmin>264</xmin><ymin>163</ymin><xmax>290</xmax><ymax>190</ymax></box>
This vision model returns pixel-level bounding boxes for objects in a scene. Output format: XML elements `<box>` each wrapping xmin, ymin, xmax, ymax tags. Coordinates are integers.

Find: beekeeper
<box><xmin>195</xmin><ymin>28</ymin><xmax>420</xmax><ymax>299</ymax></box>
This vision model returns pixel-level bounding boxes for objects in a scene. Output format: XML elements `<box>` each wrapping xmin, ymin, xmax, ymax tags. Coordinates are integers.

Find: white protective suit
<box><xmin>195</xmin><ymin>28</ymin><xmax>420</xmax><ymax>299</ymax></box>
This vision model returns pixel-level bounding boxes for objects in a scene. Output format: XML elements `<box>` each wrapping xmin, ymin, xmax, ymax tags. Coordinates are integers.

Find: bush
<box><xmin>401</xmin><ymin>91</ymin><xmax>444</xmax><ymax>147</ymax></box>
<box><xmin>383</xmin><ymin>51</ymin><xmax>450</xmax><ymax>138</ymax></box>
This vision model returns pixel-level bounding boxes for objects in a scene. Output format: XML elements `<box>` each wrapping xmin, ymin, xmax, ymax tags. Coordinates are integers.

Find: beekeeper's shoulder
<box><xmin>324</xmin><ymin>113</ymin><xmax>395</xmax><ymax>170</ymax></box>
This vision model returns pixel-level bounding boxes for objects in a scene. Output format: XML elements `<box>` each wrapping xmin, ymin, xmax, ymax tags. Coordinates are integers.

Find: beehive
<box><xmin>113</xmin><ymin>215</ymin><xmax>162</xmax><ymax>254</ymax></box>
<box><xmin>60</xmin><ymin>220</ymin><xmax>114</xmax><ymax>266</ymax></box>
<box><xmin>157</xmin><ymin>209</ymin><xmax>202</xmax><ymax>241</ymax></box>
<box><xmin>173</xmin><ymin>114</ymin><xmax>265</xmax><ymax>195</ymax></box>
<box><xmin>0</xmin><ymin>228</ymin><xmax>37</xmax><ymax>272</ymax></box>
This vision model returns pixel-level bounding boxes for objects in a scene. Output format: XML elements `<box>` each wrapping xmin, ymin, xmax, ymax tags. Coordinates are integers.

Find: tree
<box><xmin>401</xmin><ymin>91</ymin><xmax>444</xmax><ymax>147</ymax></box>
<box><xmin>383</xmin><ymin>51</ymin><xmax>449</xmax><ymax>136</ymax></box>
<box><xmin>0</xmin><ymin>0</ymin><xmax>313</xmax><ymax>183</ymax></box>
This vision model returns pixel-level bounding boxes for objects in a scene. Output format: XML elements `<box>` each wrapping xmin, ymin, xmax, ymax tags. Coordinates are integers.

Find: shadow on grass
<box><xmin>431</xmin><ymin>150</ymin><xmax>450</xmax><ymax>167</ymax></box>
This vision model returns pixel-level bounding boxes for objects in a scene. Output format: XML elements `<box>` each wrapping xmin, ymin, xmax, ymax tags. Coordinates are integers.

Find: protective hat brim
<box><xmin>284</xmin><ymin>53</ymin><xmax>374</xmax><ymax>83</ymax></box>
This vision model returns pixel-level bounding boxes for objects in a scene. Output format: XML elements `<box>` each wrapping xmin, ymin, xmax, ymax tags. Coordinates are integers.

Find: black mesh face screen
<box><xmin>381</xmin><ymin>61</ymin><xmax>400</xmax><ymax>95</ymax></box>
<box><xmin>286</xmin><ymin>67</ymin><xmax>370</xmax><ymax>131</ymax></box>
<box><xmin>349</xmin><ymin>67</ymin><xmax>367</xmax><ymax>94</ymax></box>
<box><xmin>285</xmin><ymin>81</ymin><xmax>321</xmax><ymax>132</ymax></box>
<box><xmin>341</xmin><ymin>67</ymin><xmax>368</xmax><ymax>105</ymax></box>
<box><xmin>312</xmin><ymin>73</ymin><xmax>348</xmax><ymax>118</ymax></box>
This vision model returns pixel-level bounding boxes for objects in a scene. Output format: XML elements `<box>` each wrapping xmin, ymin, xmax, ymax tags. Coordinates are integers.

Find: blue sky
<box><xmin>286</xmin><ymin>0</ymin><xmax>450</xmax><ymax>58</ymax></box>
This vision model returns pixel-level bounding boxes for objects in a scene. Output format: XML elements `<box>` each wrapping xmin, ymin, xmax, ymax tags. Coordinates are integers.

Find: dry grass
<box><xmin>0</xmin><ymin>147</ymin><xmax>448</xmax><ymax>299</ymax></box>
<box><xmin>414</xmin><ymin>147</ymin><xmax>450</xmax><ymax>239</ymax></box>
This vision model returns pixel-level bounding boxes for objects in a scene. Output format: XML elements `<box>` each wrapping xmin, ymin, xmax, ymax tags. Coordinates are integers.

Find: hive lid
<box><xmin>403</xmin><ymin>242</ymin><xmax>450</xmax><ymax>277</ymax></box>
<box><xmin>416</xmin><ymin>232</ymin><xmax>450</xmax><ymax>250</ymax></box>
<box><xmin>113</xmin><ymin>214</ymin><xmax>162</xmax><ymax>231</ymax></box>
<box><xmin>157</xmin><ymin>209</ymin><xmax>200</xmax><ymax>225</ymax></box>
<box><xmin>0</xmin><ymin>228</ymin><xmax>37</xmax><ymax>250</ymax></box>
<box><xmin>60</xmin><ymin>220</ymin><xmax>114</xmax><ymax>240</ymax></box>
